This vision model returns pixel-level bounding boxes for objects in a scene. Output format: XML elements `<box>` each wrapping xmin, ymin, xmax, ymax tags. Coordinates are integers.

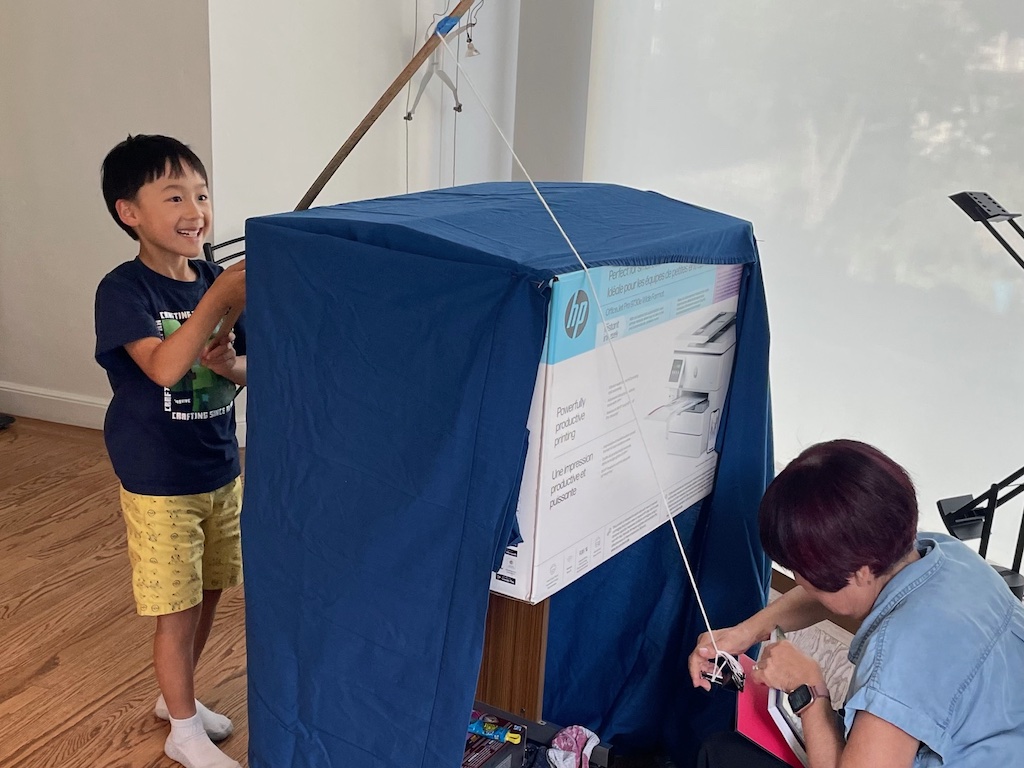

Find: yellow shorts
<box><xmin>120</xmin><ymin>476</ymin><xmax>243</xmax><ymax>616</ymax></box>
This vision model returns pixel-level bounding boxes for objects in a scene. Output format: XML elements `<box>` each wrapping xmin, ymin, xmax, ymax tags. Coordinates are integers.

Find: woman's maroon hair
<box><xmin>759</xmin><ymin>440</ymin><xmax>918</xmax><ymax>592</ymax></box>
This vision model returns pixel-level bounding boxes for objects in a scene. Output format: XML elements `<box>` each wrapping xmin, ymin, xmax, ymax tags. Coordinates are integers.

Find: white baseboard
<box><xmin>0</xmin><ymin>381</ymin><xmax>109</xmax><ymax>430</ymax></box>
<box><xmin>0</xmin><ymin>380</ymin><xmax>247</xmax><ymax>446</ymax></box>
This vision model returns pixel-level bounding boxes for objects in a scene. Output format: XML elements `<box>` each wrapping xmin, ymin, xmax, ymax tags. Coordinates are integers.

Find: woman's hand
<box><xmin>751</xmin><ymin>638</ymin><xmax>825</xmax><ymax>692</ymax></box>
<box><xmin>688</xmin><ymin>624</ymin><xmax>762</xmax><ymax>691</ymax></box>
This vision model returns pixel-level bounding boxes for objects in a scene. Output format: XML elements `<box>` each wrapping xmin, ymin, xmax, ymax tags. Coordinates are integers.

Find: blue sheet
<box><xmin>243</xmin><ymin>182</ymin><xmax>771</xmax><ymax>767</ymax></box>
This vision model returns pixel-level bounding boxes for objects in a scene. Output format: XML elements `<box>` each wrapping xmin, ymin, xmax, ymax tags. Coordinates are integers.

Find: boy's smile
<box><xmin>116</xmin><ymin>161</ymin><xmax>211</xmax><ymax>279</ymax></box>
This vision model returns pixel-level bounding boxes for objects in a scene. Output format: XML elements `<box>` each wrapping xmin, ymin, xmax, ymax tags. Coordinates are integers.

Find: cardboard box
<box><xmin>491</xmin><ymin>262</ymin><xmax>743</xmax><ymax>603</ymax></box>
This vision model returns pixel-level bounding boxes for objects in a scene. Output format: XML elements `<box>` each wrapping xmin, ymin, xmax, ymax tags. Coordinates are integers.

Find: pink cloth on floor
<box><xmin>547</xmin><ymin>725</ymin><xmax>600</xmax><ymax>768</ymax></box>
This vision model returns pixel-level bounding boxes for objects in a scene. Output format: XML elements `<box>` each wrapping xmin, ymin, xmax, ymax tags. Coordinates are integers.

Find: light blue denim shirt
<box><xmin>844</xmin><ymin>533</ymin><xmax>1024</xmax><ymax>766</ymax></box>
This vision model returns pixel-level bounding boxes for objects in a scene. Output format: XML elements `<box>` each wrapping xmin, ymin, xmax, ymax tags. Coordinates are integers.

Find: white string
<box><xmin>451</xmin><ymin>22</ymin><xmax>460</xmax><ymax>186</ymax></box>
<box><xmin>433</xmin><ymin>32</ymin><xmax>728</xmax><ymax>666</ymax></box>
<box><xmin>404</xmin><ymin>0</ymin><xmax>421</xmax><ymax>195</ymax></box>
<box><xmin>470</xmin><ymin>0</ymin><xmax>485</xmax><ymax>25</ymax></box>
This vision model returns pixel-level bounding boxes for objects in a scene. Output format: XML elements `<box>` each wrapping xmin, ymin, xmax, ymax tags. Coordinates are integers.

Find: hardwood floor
<box><xmin>0</xmin><ymin>418</ymin><xmax>249</xmax><ymax>767</ymax></box>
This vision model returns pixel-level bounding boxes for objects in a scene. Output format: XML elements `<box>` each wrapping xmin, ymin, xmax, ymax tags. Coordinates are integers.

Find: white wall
<box><xmin>207</xmin><ymin>0</ymin><xmax>520</xmax><ymax>243</ymax></box>
<box><xmin>0</xmin><ymin>0</ymin><xmax>213</xmax><ymax>427</ymax></box>
<box><xmin>512</xmin><ymin>0</ymin><xmax>593</xmax><ymax>182</ymax></box>
<box><xmin>584</xmin><ymin>0</ymin><xmax>1024</xmax><ymax>568</ymax></box>
<box><xmin>207</xmin><ymin>0</ymin><xmax>415</xmax><ymax>241</ymax></box>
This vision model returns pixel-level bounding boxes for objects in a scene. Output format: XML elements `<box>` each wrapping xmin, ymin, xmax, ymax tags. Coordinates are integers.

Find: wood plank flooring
<box><xmin>0</xmin><ymin>418</ymin><xmax>249</xmax><ymax>767</ymax></box>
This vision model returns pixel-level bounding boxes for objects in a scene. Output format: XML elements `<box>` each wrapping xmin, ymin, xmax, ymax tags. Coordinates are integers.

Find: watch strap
<box><xmin>808</xmin><ymin>683</ymin><xmax>830</xmax><ymax>701</ymax></box>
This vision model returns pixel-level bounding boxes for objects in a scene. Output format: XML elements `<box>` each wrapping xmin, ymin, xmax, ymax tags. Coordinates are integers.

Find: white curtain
<box><xmin>585</xmin><ymin>0</ymin><xmax>1024</xmax><ymax>566</ymax></box>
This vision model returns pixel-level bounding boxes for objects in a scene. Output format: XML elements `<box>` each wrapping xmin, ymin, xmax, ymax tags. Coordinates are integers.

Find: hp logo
<box><xmin>563</xmin><ymin>290</ymin><xmax>590</xmax><ymax>339</ymax></box>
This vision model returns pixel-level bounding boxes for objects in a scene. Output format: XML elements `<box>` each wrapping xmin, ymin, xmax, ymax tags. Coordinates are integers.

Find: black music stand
<box><xmin>940</xmin><ymin>192</ymin><xmax>1024</xmax><ymax>598</ymax></box>
<box><xmin>203</xmin><ymin>236</ymin><xmax>245</xmax><ymax>266</ymax></box>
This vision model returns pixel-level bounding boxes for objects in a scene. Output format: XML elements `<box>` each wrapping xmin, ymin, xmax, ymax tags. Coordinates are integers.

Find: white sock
<box><xmin>155</xmin><ymin>694</ymin><xmax>234</xmax><ymax>741</ymax></box>
<box><xmin>165</xmin><ymin>713</ymin><xmax>241</xmax><ymax>768</ymax></box>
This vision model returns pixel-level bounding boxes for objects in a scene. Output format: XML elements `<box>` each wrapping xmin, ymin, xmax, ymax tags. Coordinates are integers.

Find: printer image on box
<box><xmin>647</xmin><ymin>310</ymin><xmax>737</xmax><ymax>457</ymax></box>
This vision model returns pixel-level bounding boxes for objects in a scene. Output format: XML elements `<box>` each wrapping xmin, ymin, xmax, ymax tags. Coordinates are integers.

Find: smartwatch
<box><xmin>788</xmin><ymin>683</ymin><xmax>830</xmax><ymax>716</ymax></box>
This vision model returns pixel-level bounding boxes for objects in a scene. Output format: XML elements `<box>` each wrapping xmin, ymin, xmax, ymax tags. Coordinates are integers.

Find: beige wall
<box><xmin>207</xmin><ymin>0</ymin><xmax>521</xmax><ymax>242</ymax></box>
<box><xmin>0</xmin><ymin>0</ymin><xmax>214</xmax><ymax>426</ymax></box>
<box><xmin>207</xmin><ymin>0</ymin><xmax>421</xmax><ymax>243</ymax></box>
<box><xmin>513</xmin><ymin>0</ymin><xmax>593</xmax><ymax>182</ymax></box>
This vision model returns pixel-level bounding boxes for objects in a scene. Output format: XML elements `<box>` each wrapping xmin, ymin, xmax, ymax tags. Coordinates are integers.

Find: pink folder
<box><xmin>734</xmin><ymin>654</ymin><xmax>805</xmax><ymax>767</ymax></box>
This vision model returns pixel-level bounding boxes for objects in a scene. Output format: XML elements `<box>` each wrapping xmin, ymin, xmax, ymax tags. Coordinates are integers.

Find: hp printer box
<box><xmin>491</xmin><ymin>262</ymin><xmax>742</xmax><ymax>603</ymax></box>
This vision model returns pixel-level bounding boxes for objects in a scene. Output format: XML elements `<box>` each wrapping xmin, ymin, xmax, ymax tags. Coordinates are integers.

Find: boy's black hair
<box><xmin>101</xmin><ymin>134</ymin><xmax>209</xmax><ymax>241</ymax></box>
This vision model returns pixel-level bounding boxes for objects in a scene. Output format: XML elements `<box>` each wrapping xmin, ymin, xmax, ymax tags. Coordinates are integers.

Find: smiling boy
<box><xmin>95</xmin><ymin>135</ymin><xmax>246</xmax><ymax>768</ymax></box>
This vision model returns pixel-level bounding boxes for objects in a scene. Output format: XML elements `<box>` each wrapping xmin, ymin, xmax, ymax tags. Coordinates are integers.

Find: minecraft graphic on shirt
<box><xmin>158</xmin><ymin>313</ymin><xmax>236</xmax><ymax>420</ymax></box>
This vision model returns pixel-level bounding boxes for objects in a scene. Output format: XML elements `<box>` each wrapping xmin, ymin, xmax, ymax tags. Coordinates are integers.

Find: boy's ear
<box><xmin>115</xmin><ymin>199</ymin><xmax>138</xmax><ymax>228</ymax></box>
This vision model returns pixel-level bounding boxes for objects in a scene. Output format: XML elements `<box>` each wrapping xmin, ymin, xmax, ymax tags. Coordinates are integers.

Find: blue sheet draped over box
<box><xmin>243</xmin><ymin>182</ymin><xmax>772</xmax><ymax>768</ymax></box>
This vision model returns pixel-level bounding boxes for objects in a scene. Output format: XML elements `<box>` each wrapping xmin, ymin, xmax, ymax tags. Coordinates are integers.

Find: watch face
<box><xmin>788</xmin><ymin>684</ymin><xmax>813</xmax><ymax>713</ymax></box>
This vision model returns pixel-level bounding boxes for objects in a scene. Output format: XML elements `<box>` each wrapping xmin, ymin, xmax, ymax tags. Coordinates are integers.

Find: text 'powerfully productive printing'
<box><xmin>554</xmin><ymin>397</ymin><xmax>586</xmax><ymax>447</ymax></box>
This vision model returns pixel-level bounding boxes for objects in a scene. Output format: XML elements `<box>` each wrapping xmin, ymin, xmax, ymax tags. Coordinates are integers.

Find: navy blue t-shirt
<box><xmin>94</xmin><ymin>257</ymin><xmax>246</xmax><ymax>495</ymax></box>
